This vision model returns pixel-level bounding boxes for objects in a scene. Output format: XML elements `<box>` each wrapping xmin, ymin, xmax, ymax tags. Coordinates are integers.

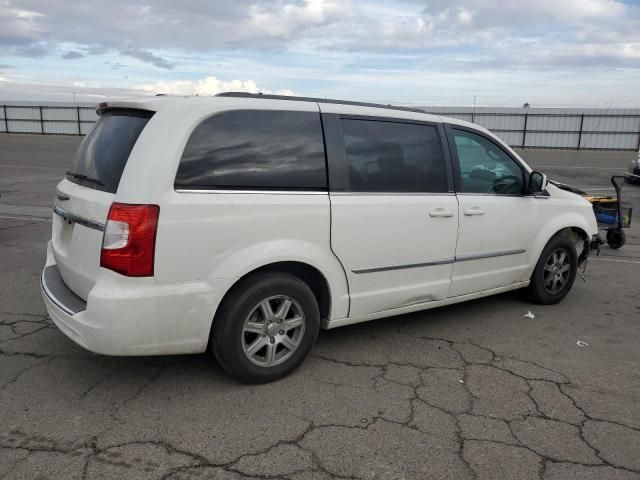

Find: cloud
<box><xmin>140</xmin><ymin>75</ymin><xmax>295</xmax><ymax>96</ymax></box>
<box><xmin>0</xmin><ymin>0</ymin><xmax>354</xmax><ymax>53</ymax></box>
<box><xmin>62</xmin><ymin>50</ymin><xmax>84</xmax><ymax>60</ymax></box>
<box><xmin>247</xmin><ymin>0</ymin><xmax>351</xmax><ymax>38</ymax></box>
<box><xmin>9</xmin><ymin>43</ymin><xmax>49</xmax><ymax>58</ymax></box>
<box><xmin>1</xmin><ymin>0</ymin><xmax>640</xmax><ymax>106</ymax></box>
<box><xmin>0</xmin><ymin>79</ymin><xmax>146</xmax><ymax>102</ymax></box>
<box><xmin>1</xmin><ymin>0</ymin><xmax>638</xmax><ymax>72</ymax></box>
<box><xmin>0</xmin><ymin>3</ymin><xmax>45</xmax><ymax>45</ymax></box>
<box><xmin>121</xmin><ymin>48</ymin><xmax>175</xmax><ymax>69</ymax></box>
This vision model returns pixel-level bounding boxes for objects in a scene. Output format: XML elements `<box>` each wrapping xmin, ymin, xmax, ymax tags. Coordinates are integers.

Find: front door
<box><xmin>446</xmin><ymin>126</ymin><xmax>539</xmax><ymax>297</ymax></box>
<box><xmin>324</xmin><ymin>111</ymin><xmax>459</xmax><ymax>318</ymax></box>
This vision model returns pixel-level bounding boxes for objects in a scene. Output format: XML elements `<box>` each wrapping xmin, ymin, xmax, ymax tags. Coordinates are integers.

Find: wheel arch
<box><xmin>553</xmin><ymin>226</ymin><xmax>590</xmax><ymax>260</ymax></box>
<box><xmin>249</xmin><ymin>261</ymin><xmax>332</xmax><ymax>322</ymax></box>
<box><xmin>210</xmin><ymin>261</ymin><xmax>336</xmax><ymax>343</ymax></box>
<box><xmin>531</xmin><ymin>224</ymin><xmax>591</xmax><ymax>275</ymax></box>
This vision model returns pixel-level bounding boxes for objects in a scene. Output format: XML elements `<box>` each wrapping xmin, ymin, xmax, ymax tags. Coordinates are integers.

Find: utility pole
<box><xmin>472</xmin><ymin>96</ymin><xmax>477</xmax><ymax>122</ymax></box>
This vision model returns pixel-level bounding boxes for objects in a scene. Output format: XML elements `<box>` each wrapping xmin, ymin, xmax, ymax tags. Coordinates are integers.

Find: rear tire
<box><xmin>528</xmin><ymin>235</ymin><xmax>578</xmax><ymax>305</ymax></box>
<box><xmin>211</xmin><ymin>272</ymin><xmax>320</xmax><ymax>384</ymax></box>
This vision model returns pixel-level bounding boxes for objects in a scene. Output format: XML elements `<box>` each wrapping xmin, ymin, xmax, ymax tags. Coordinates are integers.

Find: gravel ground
<box><xmin>0</xmin><ymin>134</ymin><xmax>639</xmax><ymax>479</ymax></box>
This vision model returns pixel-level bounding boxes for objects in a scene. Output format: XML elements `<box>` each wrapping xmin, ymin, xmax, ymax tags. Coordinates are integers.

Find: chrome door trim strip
<box><xmin>53</xmin><ymin>205</ymin><xmax>104</xmax><ymax>232</ymax></box>
<box><xmin>331</xmin><ymin>191</ymin><xmax>456</xmax><ymax>196</ymax></box>
<box><xmin>352</xmin><ymin>249</ymin><xmax>526</xmax><ymax>274</ymax></box>
<box><xmin>175</xmin><ymin>189</ymin><xmax>328</xmax><ymax>195</ymax></box>
<box><xmin>455</xmin><ymin>248</ymin><xmax>526</xmax><ymax>262</ymax></box>
<box><xmin>352</xmin><ymin>257</ymin><xmax>455</xmax><ymax>274</ymax></box>
<box><xmin>455</xmin><ymin>192</ymin><xmax>549</xmax><ymax>199</ymax></box>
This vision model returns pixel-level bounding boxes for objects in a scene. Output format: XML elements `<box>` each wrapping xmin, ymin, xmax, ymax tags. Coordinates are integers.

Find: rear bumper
<box><xmin>41</xmin><ymin>265</ymin><xmax>87</xmax><ymax>316</ymax></box>
<box><xmin>41</xmin><ymin>241</ymin><xmax>221</xmax><ymax>356</ymax></box>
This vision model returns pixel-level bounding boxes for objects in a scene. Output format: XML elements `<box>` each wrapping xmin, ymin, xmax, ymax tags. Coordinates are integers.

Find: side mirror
<box><xmin>528</xmin><ymin>171</ymin><xmax>548</xmax><ymax>194</ymax></box>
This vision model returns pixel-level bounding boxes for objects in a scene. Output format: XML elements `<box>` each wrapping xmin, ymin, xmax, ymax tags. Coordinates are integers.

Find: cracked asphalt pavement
<box><xmin>1</xmin><ymin>134</ymin><xmax>640</xmax><ymax>479</ymax></box>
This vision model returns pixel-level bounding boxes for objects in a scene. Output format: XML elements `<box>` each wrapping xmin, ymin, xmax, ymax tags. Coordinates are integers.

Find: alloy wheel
<box><xmin>241</xmin><ymin>295</ymin><xmax>306</xmax><ymax>367</ymax></box>
<box><xmin>543</xmin><ymin>248</ymin><xmax>571</xmax><ymax>295</ymax></box>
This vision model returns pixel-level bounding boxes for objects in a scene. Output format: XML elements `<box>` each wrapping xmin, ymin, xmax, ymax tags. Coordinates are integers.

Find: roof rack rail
<box><xmin>215</xmin><ymin>92</ymin><xmax>426</xmax><ymax>114</ymax></box>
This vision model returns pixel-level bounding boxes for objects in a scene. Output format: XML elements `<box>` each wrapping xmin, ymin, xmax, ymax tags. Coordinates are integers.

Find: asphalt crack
<box><xmin>311</xmin><ymin>333</ymin><xmax>640</xmax><ymax>478</ymax></box>
<box><xmin>2</xmin><ymin>324</ymin><xmax>639</xmax><ymax>478</ymax></box>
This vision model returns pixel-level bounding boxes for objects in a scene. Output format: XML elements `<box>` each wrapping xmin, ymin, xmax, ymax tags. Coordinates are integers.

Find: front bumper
<box><xmin>590</xmin><ymin>233</ymin><xmax>603</xmax><ymax>249</ymax></box>
<box><xmin>589</xmin><ymin>233</ymin><xmax>603</xmax><ymax>255</ymax></box>
<box><xmin>41</xmin><ymin>241</ymin><xmax>218</xmax><ymax>356</ymax></box>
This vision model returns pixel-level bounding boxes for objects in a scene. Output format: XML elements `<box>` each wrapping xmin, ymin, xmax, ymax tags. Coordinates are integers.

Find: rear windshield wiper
<box><xmin>66</xmin><ymin>170</ymin><xmax>105</xmax><ymax>187</ymax></box>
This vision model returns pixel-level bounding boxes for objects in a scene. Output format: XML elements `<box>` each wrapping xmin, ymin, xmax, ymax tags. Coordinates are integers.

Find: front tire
<box><xmin>211</xmin><ymin>272</ymin><xmax>320</xmax><ymax>384</ymax></box>
<box><xmin>528</xmin><ymin>235</ymin><xmax>578</xmax><ymax>305</ymax></box>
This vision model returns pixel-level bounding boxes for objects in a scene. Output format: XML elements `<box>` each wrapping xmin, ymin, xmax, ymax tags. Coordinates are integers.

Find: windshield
<box><xmin>67</xmin><ymin>109</ymin><xmax>153</xmax><ymax>193</ymax></box>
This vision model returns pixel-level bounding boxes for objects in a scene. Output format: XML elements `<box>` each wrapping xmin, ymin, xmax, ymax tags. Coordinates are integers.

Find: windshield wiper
<box><xmin>66</xmin><ymin>170</ymin><xmax>105</xmax><ymax>187</ymax></box>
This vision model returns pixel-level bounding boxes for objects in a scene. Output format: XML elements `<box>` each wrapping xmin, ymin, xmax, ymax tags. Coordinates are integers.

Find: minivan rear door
<box><xmin>322</xmin><ymin>108</ymin><xmax>458</xmax><ymax>318</ymax></box>
<box><xmin>51</xmin><ymin>109</ymin><xmax>153</xmax><ymax>300</ymax></box>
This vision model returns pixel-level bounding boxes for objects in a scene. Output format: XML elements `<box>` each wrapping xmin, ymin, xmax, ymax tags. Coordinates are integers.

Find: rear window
<box><xmin>67</xmin><ymin>109</ymin><xmax>153</xmax><ymax>193</ymax></box>
<box><xmin>175</xmin><ymin>110</ymin><xmax>327</xmax><ymax>191</ymax></box>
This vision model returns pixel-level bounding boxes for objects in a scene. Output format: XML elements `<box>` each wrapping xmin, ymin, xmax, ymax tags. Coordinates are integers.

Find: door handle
<box><xmin>463</xmin><ymin>207</ymin><xmax>486</xmax><ymax>216</ymax></box>
<box><xmin>429</xmin><ymin>209</ymin><xmax>455</xmax><ymax>218</ymax></box>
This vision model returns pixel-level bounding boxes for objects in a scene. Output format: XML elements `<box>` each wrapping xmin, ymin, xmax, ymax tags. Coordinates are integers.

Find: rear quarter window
<box><xmin>67</xmin><ymin>109</ymin><xmax>153</xmax><ymax>193</ymax></box>
<box><xmin>175</xmin><ymin>110</ymin><xmax>327</xmax><ymax>191</ymax></box>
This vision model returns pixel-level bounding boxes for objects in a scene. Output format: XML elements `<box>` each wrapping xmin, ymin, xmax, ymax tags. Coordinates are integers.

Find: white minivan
<box><xmin>42</xmin><ymin>93</ymin><xmax>598</xmax><ymax>383</ymax></box>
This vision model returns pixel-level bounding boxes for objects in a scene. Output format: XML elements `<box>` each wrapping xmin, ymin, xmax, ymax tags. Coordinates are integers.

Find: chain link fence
<box><xmin>422</xmin><ymin>107</ymin><xmax>640</xmax><ymax>151</ymax></box>
<box><xmin>0</xmin><ymin>104</ymin><xmax>97</xmax><ymax>136</ymax></box>
<box><xmin>2</xmin><ymin>102</ymin><xmax>640</xmax><ymax>151</ymax></box>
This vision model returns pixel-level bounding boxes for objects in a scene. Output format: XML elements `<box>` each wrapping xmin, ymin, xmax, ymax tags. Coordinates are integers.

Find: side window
<box><xmin>340</xmin><ymin>119</ymin><xmax>448</xmax><ymax>193</ymax></box>
<box><xmin>175</xmin><ymin>110</ymin><xmax>326</xmax><ymax>190</ymax></box>
<box><xmin>452</xmin><ymin>129</ymin><xmax>524</xmax><ymax>195</ymax></box>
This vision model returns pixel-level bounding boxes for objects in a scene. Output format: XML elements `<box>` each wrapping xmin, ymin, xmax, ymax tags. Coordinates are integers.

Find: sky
<box><xmin>1</xmin><ymin>0</ymin><xmax>640</xmax><ymax>107</ymax></box>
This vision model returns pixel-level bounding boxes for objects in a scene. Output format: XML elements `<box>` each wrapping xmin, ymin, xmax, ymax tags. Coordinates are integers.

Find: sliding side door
<box><xmin>323</xmin><ymin>108</ymin><xmax>458</xmax><ymax>318</ymax></box>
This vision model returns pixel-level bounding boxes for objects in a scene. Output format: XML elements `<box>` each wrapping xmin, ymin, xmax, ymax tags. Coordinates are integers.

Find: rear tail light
<box><xmin>100</xmin><ymin>203</ymin><xmax>160</xmax><ymax>277</ymax></box>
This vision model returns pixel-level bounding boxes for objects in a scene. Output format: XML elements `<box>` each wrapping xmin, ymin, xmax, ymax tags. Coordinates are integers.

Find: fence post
<box><xmin>577</xmin><ymin>114</ymin><xmax>585</xmax><ymax>150</ymax></box>
<box><xmin>76</xmin><ymin>107</ymin><xmax>81</xmax><ymax>135</ymax></box>
<box><xmin>39</xmin><ymin>106</ymin><xmax>44</xmax><ymax>134</ymax></box>
<box><xmin>522</xmin><ymin>112</ymin><xmax>528</xmax><ymax>149</ymax></box>
<box><xmin>3</xmin><ymin>105</ymin><xmax>8</xmax><ymax>133</ymax></box>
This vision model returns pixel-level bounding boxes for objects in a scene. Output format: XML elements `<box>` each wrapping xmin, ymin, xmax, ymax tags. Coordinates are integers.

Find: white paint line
<box><xmin>0</xmin><ymin>215</ymin><xmax>51</xmax><ymax>222</ymax></box>
<box><xmin>0</xmin><ymin>164</ymin><xmax>64</xmax><ymax>170</ymax></box>
<box><xmin>581</xmin><ymin>188</ymin><xmax>640</xmax><ymax>198</ymax></box>
<box><xmin>0</xmin><ymin>177</ymin><xmax>61</xmax><ymax>186</ymax></box>
<box><xmin>592</xmin><ymin>257</ymin><xmax>640</xmax><ymax>265</ymax></box>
